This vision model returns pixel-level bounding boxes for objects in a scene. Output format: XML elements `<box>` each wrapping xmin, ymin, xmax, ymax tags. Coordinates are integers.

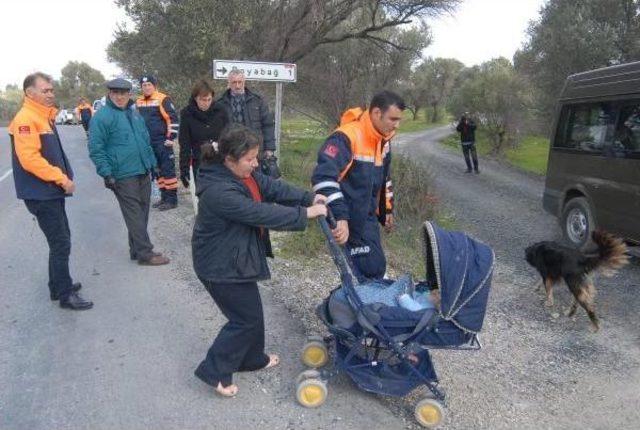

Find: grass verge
<box><xmin>442</xmin><ymin>129</ymin><xmax>549</xmax><ymax>175</ymax></box>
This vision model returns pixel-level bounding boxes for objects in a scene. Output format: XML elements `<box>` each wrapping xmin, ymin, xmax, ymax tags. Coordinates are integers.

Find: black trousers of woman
<box><xmin>461</xmin><ymin>142</ymin><xmax>479</xmax><ymax>172</ymax></box>
<box><xmin>194</xmin><ymin>280</ymin><xmax>270</xmax><ymax>387</ymax></box>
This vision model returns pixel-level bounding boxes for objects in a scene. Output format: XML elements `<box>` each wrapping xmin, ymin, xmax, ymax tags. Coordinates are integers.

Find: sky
<box><xmin>0</xmin><ymin>0</ymin><xmax>546</xmax><ymax>89</ymax></box>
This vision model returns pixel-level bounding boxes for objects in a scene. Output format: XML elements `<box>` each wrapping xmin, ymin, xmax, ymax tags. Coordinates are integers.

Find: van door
<box><xmin>600</xmin><ymin>101</ymin><xmax>640</xmax><ymax>242</ymax></box>
<box><xmin>556</xmin><ymin>102</ymin><xmax>613</xmax><ymax>223</ymax></box>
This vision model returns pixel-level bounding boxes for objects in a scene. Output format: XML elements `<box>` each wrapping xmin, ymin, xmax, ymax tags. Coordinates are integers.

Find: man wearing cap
<box><xmin>8</xmin><ymin>71</ymin><xmax>93</xmax><ymax>309</ymax></box>
<box><xmin>136</xmin><ymin>74</ymin><xmax>180</xmax><ymax>210</ymax></box>
<box><xmin>88</xmin><ymin>78</ymin><xmax>170</xmax><ymax>266</ymax></box>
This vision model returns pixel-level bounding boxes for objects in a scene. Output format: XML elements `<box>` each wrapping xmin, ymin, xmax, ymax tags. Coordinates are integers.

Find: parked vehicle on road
<box><xmin>543</xmin><ymin>61</ymin><xmax>640</xmax><ymax>250</ymax></box>
<box><xmin>55</xmin><ymin>108</ymin><xmax>77</xmax><ymax>125</ymax></box>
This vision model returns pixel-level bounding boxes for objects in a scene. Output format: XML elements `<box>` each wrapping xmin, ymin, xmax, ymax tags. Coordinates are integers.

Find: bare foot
<box><xmin>407</xmin><ymin>353</ymin><xmax>419</xmax><ymax>365</ymax></box>
<box><xmin>215</xmin><ymin>382</ymin><xmax>238</xmax><ymax>397</ymax></box>
<box><xmin>264</xmin><ymin>353</ymin><xmax>280</xmax><ymax>370</ymax></box>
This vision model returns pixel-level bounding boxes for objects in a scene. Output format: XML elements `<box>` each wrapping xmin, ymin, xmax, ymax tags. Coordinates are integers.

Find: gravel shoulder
<box><xmin>266</xmin><ymin>126</ymin><xmax>640</xmax><ymax>429</ymax></box>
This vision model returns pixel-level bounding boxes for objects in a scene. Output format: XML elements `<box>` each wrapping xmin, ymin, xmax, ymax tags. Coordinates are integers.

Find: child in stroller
<box><xmin>295</xmin><ymin>217</ymin><xmax>494</xmax><ymax>428</ymax></box>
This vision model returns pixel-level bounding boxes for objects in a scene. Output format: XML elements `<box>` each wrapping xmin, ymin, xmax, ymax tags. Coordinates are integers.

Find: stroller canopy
<box><xmin>423</xmin><ymin>221</ymin><xmax>494</xmax><ymax>334</ymax></box>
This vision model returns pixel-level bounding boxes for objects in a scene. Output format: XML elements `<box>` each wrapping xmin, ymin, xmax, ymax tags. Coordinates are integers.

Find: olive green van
<box><xmin>543</xmin><ymin>61</ymin><xmax>640</xmax><ymax>250</ymax></box>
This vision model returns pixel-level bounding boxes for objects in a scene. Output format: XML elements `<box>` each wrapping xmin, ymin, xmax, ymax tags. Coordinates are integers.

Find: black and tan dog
<box><xmin>525</xmin><ymin>231</ymin><xmax>628</xmax><ymax>331</ymax></box>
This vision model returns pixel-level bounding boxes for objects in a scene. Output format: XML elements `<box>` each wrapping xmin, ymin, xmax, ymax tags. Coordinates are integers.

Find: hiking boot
<box><xmin>138</xmin><ymin>254</ymin><xmax>170</xmax><ymax>266</ymax></box>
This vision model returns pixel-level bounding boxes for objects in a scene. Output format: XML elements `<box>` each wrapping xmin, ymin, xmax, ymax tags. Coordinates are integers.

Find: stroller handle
<box><xmin>317</xmin><ymin>215</ymin><xmax>363</xmax><ymax>309</ymax></box>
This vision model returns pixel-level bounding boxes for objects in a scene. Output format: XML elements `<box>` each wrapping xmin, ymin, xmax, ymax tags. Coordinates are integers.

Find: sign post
<box><xmin>213</xmin><ymin>59</ymin><xmax>297</xmax><ymax>156</ymax></box>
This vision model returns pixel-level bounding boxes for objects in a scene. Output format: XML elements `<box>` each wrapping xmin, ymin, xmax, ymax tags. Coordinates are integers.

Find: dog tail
<box><xmin>583</xmin><ymin>231</ymin><xmax>629</xmax><ymax>276</ymax></box>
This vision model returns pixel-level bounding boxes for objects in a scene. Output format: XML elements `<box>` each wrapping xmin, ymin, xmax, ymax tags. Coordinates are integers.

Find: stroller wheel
<box><xmin>296</xmin><ymin>379</ymin><xmax>328</xmax><ymax>408</ymax></box>
<box><xmin>295</xmin><ymin>369</ymin><xmax>321</xmax><ymax>386</ymax></box>
<box><xmin>415</xmin><ymin>399</ymin><xmax>444</xmax><ymax>428</ymax></box>
<box><xmin>301</xmin><ymin>339</ymin><xmax>328</xmax><ymax>368</ymax></box>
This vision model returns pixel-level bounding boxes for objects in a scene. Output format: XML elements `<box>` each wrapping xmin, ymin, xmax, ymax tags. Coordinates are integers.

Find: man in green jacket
<box><xmin>88</xmin><ymin>78</ymin><xmax>169</xmax><ymax>266</ymax></box>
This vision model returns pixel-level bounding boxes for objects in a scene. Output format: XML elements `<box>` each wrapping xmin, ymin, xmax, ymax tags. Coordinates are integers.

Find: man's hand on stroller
<box><xmin>313</xmin><ymin>194</ymin><xmax>327</xmax><ymax>205</ymax></box>
<box><xmin>306</xmin><ymin>203</ymin><xmax>328</xmax><ymax>219</ymax></box>
<box><xmin>332</xmin><ymin>220</ymin><xmax>349</xmax><ymax>245</ymax></box>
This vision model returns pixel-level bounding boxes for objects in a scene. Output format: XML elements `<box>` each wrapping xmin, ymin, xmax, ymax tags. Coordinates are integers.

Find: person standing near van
<box><xmin>456</xmin><ymin>113</ymin><xmax>479</xmax><ymax>173</ymax></box>
<box><xmin>136</xmin><ymin>74</ymin><xmax>180</xmax><ymax>210</ymax></box>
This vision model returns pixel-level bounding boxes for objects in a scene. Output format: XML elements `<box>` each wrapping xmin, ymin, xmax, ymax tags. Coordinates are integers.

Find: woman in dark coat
<box><xmin>192</xmin><ymin>124</ymin><xmax>327</xmax><ymax>397</ymax></box>
<box><xmin>178</xmin><ymin>79</ymin><xmax>229</xmax><ymax>188</ymax></box>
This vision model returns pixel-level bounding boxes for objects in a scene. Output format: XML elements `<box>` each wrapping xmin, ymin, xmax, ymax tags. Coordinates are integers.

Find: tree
<box><xmin>292</xmin><ymin>24</ymin><xmax>429</xmax><ymax>125</ymax></box>
<box><xmin>0</xmin><ymin>85</ymin><xmax>23</xmax><ymax>123</ymax></box>
<box><xmin>515</xmin><ymin>0</ymin><xmax>640</xmax><ymax>125</ymax></box>
<box><xmin>55</xmin><ymin>61</ymin><xmax>106</xmax><ymax>108</ymax></box>
<box><xmin>107</xmin><ymin>0</ymin><xmax>459</xmax><ymax>107</ymax></box>
<box><xmin>412</xmin><ymin>57</ymin><xmax>464</xmax><ymax>123</ymax></box>
<box><xmin>449</xmin><ymin>58</ymin><xmax>530</xmax><ymax>154</ymax></box>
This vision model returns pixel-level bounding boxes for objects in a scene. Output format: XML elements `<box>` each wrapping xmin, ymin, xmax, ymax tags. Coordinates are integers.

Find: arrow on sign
<box><xmin>216</xmin><ymin>66</ymin><xmax>228</xmax><ymax>75</ymax></box>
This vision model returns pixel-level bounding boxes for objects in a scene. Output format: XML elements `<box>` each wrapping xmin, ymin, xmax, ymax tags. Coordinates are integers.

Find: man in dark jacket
<box><xmin>179</xmin><ymin>79</ymin><xmax>229</xmax><ymax>188</ymax></box>
<box><xmin>215</xmin><ymin>70</ymin><xmax>279</xmax><ymax>177</ymax></box>
<box><xmin>8</xmin><ymin>72</ymin><xmax>92</xmax><ymax>310</ymax></box>
<box><xmin>456</xmin><ymin>113</ymin><xmax>479</xmax><ymax>173</ymax></box>
<box><xmin>311</xmin><ymin>91</ymin><xmax>404</xmax><ymax>281</ymax></box>
<box><xmin>89</xmin><ymin>78</ymin><xmax>170</xmax><ymax>266</ymax></box>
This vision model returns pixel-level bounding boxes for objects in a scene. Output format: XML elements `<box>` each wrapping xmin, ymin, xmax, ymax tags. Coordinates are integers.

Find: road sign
<box><xmin>213</xmin><ymin>60</ymin><xmax>296</xmax><ymax>83</ymax></box>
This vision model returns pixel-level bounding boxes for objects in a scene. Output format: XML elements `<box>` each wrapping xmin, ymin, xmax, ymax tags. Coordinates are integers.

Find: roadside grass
<box><xmin>442</xmin><ymin>129</ymin><xmax>550</xmax><ymax>175</ymax></box>
<box><xmin>278</xmin><ymin>115</ymin><xmax>453</xmax><ymax>278</ymax></box>
<box><xmin>399</xmin><ymin>108</ymin><xmax>452</xmax><ymax>134</ymax></box>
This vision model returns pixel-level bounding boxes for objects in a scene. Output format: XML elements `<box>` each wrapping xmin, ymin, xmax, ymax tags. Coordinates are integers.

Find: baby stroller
<box><xmin>295</xmin><ymin>216</ymin><xmax>494</xmax><ymax>428</ymax></box>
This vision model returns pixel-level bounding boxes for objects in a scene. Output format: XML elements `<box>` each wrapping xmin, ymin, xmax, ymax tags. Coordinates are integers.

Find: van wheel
<box><xmin>561</xmin><ymin>197</ymin><xmax>595</xmax><ymax>250</ymax></box>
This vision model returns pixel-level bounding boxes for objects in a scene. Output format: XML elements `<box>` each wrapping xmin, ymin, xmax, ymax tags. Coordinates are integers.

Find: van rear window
<box><xmin>555</xmin><ymin>102</ymin><xmax>614</xmax><ymax>153</ymax></box>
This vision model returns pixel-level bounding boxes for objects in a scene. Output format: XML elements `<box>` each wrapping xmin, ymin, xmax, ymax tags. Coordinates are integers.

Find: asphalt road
<box><xmin>395</xmin><ymin>126</ymin><xmax>640</xmax><ymax>429</ymax></box>
<box><xmin>0</xmin><ymin>125</ymin><xmax>407</xmax><ymax>430</ymax></box>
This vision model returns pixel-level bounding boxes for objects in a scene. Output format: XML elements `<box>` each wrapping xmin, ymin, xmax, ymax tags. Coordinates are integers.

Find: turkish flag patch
<box><xmin>18</xmin><ymin>125</ymin><xmax>31</xmax><ymax>135</ymax></box>
<box><xmin>323</xmin><ymin>143</ymin><xmax>339</xmax><ymax>158</ymax></box>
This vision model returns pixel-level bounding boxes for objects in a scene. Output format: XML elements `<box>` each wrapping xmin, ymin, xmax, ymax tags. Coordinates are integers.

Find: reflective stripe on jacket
<box><xmin>136</xmin><ymin>90</ymin><xmax>179</xmax><ymax>143</ymax></box>
<box><xmin>8</xmin><ymin>97</ymin><xmax>73</xmax><ymax>200</ymax></box>
<box><xmin>311</xmin><ymin>108</ymin><xmax>393</xmax><ymax>233</ymax></box>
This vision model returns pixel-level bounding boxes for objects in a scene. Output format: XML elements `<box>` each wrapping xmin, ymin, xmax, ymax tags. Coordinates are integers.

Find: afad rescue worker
<box><xmin>8</xmin><ymin>72</ymin><xmax>93</xmax><ymax>310</ymax></box>
<box><xmin>136</xmin><ymin>74</ymin><xmax>180</xmax><ymax>210</ymax></box>
<box><xmin>311</xmin><ymin>90</ymin><xmax>405</xmax><ymax>281</ymax></box>
<box><xmin>76</xmin><ymin>97</ymin><xmax>94</xmax><ymax>136</ymax></box>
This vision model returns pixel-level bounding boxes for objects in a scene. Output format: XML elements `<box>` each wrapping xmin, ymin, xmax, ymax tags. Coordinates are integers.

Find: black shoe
<box><xmin>59</xmin><ymin>292</ymin><xmax>93</xmax><ymax>310</ymax></box>
<box><xmin>50</xmin><ymin>282</ymin><xmax>82</xmax><ymax>301</ymax></box>
<box><xmin>152</xmin><ymin>200</ymin><xmax>164</xmax><ymax>209</ymax></box>
<box><xmin>465</xmin><ymin>169</ymin><xmax>472</xmax><ymax>173</ymax></box>
<box><xmin>474</xmin><ymin>169</ymin><xmax>480</xmax><ymax>174</ymax></box>
<box><xmin>156</xmin><ymin>201</ymin><xmax>177</xmax><ymax>211</ymax></box>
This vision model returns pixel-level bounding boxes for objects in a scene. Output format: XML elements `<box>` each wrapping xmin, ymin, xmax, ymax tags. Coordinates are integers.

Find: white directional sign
<box><xmin>213</xmin><ymin>59</ymin><xmax>297</xmax><ymax>83</ymax></box>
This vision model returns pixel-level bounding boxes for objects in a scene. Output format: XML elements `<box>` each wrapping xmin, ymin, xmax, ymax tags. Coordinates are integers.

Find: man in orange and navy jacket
<box><xmin>8</xmin><ymin>72</ymin><xmax>93</xmax><ymax>310</ymax></box>
<box><xmin>311</xmin><ymin>91</ymin><xmax>405</xmax><ymax>281</ymax></box>
<box><xmin>76</xmin><ymin>97</ymin><xmax>94</xmax><ymax>135</ymax></box>
<box><xmin>136</xmin><ymin>74</ymin><xmax>180</xmax><ymax>210</ymax></box>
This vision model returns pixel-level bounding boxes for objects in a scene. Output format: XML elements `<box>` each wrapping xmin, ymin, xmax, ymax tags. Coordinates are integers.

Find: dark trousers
<box><xmin>346</xmin><ymin>218</ymin><xmax>386</xmax><ymax>281</ymax></box>
<box><xmin>151</xmin><ymin>141</ymin><xmax>177</xmax><ymax>204</ymax></box>
<box><xmin>462</xmin><ymin>142</ymin><xmax>479</xmax><ymax>171</ymax></box>
<box><xmin>24</xmin><ymin>198</ymin><xmax>73</xmax><ymax>299</ymax></box>
<box><xmin>195</xmin><ymin>280</ymin><xmax>269</xmax><ymax>387</ymax></box>
<box><xmin>112</xmin><ymin>174</ymin><xmax>155</xmax><ymax>260</ymax></box>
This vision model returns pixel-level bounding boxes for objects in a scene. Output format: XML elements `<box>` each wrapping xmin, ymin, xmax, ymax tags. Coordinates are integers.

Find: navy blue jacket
<box><xmin>192</xmin><ymin>163</ymin><xmax>313</xmax><ymax>283</ymax></box>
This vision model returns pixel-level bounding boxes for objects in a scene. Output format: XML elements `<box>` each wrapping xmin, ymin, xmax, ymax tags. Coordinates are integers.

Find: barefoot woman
<box><xmin>192</xmin><ymin>124</ymin><xmax>327</xmax><ymax>396</ymax></box>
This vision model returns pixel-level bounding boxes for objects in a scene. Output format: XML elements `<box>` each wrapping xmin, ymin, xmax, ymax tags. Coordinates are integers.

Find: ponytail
<box><xmin>201</xmin><ymin>123</ymin><xmax>262</xmax><ymax>165</ymax></box>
